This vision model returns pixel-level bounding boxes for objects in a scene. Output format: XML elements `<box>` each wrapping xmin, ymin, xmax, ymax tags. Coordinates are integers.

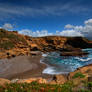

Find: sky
<box><xmin>0</xmin><ymin>0</ymin><xmax>92</xmax><ymax>38</ymax></box>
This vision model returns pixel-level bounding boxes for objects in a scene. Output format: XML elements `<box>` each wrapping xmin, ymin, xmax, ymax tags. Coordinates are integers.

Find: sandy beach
<box><xmin>0</xmin><ymin>54</ymin><xmax>52</xmax><ymax>80</ymax></box>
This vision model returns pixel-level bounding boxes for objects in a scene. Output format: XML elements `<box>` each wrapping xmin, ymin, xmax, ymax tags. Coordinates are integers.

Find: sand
<box><xmin>0</xmin><ymin>54</ymin><xmax>52</xmax><ymax>80</ymax></box>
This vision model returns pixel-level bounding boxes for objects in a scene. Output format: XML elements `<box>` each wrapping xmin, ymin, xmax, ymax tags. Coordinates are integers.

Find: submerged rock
<box><xmin>60</xmin><ymin>51</ymin><xmax>88</xmax><ymax>56</ymax></box>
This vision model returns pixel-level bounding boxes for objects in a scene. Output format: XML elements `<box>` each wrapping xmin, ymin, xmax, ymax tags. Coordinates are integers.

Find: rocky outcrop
<box><xmin>0</xmin><ymin>77</ymin><xmax>47</xmax><ymax>86</ymax></box>
<box><xmin>65</xmin><ymin>37</ymin><xmax>92</xmax><ymax>49</ymax></box>
<box><xmin>17</xmin><ymin>78</ymin><xmax>47</xmax><ymax>84</ymax></box>
<box><xmin>68</xmin><ymin>64</ymin><xmax>92</xmax><ymax>86</ymax></box>
<box><xmin>29</xmin><ymin>36</ymin><xmax>92</xmax><ymax>52</ymax></box>
<box><xmin>28</xmin><ymin>36</ymin><xmax>67</xmax><ymax>52</ymax></box>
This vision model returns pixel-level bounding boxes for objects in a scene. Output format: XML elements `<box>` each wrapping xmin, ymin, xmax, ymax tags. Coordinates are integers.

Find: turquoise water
<box><xmin>42</xmin><ymin>49</ymin><xmax>92</xmax><ymax>74</ymax></box>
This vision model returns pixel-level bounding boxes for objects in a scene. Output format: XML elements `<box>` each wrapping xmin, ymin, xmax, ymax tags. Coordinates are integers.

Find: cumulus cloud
<box><xmin>1</xmin><ymin>19</ymin><xmax>92</xmax><ymax>39</ymax></box>
<box><xmin>57</xmin><ymin>30</ymin><xmax>83</xmax><ymax>37</ymax></box>
<box><xmin>59</xmin><ymin>18</ymin><xmax>92</xmax><ymax>38</ymax></box>
<box><xmin>85</xmin><ymin>19</ymin><xmax>92</xmax><ymax>25</ymax></box>
<box><xmin>19</xmin><ymin>29</ymin><xmax>33</xmax><ymax>36</ymax></box>
<box><xmin>2</xmin><ymin>23</ymin><xmax>13</xmax><ymax>30</ymax></box>
<box><xmin>18</xmin><ymin>18</ymin><xmax>92</xmax><ymax>38</ymax></box>
<box><xmin>64</xmin><ymin>24</ymin><xmax>74</xmax><ymax>29</ymax></box>
<box><xmin>19</xmin><ymin>29</ymin><xmax>53</xmax><ymax>37</ymax></box>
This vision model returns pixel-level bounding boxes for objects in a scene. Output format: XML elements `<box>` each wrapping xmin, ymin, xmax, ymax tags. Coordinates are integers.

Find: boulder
<box><xmin>0</xmin><ymin>78</ymin><xmax>10</xmax><ymax>86</ymax></box>
<box><xmin>30</xmin><ymin>44</ymin><xmax>39</xmax><ymax>51</ymax></box>
<box><xmin>30</xmin><ymin>51</ymin><xmax>41</xmax><ymax>56</ymax></box>
<box><xmin>50</xmin><ymin>75</ymin><xmax>67</xmax><ymax>84</ymax></box>
<box><xmin>88</xmin><ymin>74</ymin><xmax>92</xmax><ymax>82</ymax></box>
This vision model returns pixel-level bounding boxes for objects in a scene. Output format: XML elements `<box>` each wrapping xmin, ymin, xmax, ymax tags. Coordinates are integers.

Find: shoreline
<box><xmin>0</xmin><ymin>51</ymin><xmax>92</xmax><ymax>81</ymax></box>
<box><xmin>0</xmin><ymin>54</ymin><xmax>53</xmax><ymax>80</ymax></box>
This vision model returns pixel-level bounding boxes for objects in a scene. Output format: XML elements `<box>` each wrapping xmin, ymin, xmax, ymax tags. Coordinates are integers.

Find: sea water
<box><xmin>41</xmin><ymin>49</ymin><xmax>92</xmax><ymax>75</ymax></box>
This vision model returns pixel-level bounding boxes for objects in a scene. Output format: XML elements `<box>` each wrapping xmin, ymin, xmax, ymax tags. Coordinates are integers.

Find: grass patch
<box><xmin>1</xmin><ymin>81</ymin><xmax>92</xmax><ymax>92</ymax></box>
<box><xmin>0</xmin><ymin>81</ymin><xmax>74</xmax><ymax>92</ymax></box>
<box><xmin>0</xmin><ymin>41</ymin><xmax>14</xmax><ymax>50</ymax></box>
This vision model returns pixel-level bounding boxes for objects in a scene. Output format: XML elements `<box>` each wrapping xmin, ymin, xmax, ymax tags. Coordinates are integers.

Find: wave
<box><xmin>75</xmin><ymin>57</ymin><xmax>92</xmax><ymax>62</ymax></box>
<box><xmin>42</xmin><ymin>66</ymin><xmax>69</xmax><ymax>75</ymax></box>
<box><xmin>42</xmin><ymin>53</ymin><xmax>48</xmax><ymax>57</ymax></box>
<box><xmin>41</xmin><ymin>49</ymin><xmax>92</xmax><ymax>75</ymax></box>
<box><xmin>40</xmin><ymin>59</ymin><xmax>49</xmax><ymax>66</ymax></box>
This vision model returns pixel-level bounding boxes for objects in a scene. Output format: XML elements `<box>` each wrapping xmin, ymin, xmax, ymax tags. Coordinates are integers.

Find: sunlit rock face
<box><xmin>0</xmin><ymin>29</ymin><xmax>92</xmax><ymax>59</ymax></box>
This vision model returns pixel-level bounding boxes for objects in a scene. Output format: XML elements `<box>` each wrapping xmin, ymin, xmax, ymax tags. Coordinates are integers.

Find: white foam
<box><xmin>75</xmin><ymin>57</ymin><xmax>92</xmax><ymax>62</ymax></box>
<box><xmin>42</xmin><ymin>53</ymin><xmax>48</xmax><ymax>57</ymax></box>
<box><xmin>40</xmin><ymin>59</ymin><xmax>49</xmax><ymax>66</ymax></box>
<box><xmin>41</xmin><ymin>52</ymin><xmax>48</xmax><ymax>57</ymax></box>
<box><xmin>42</xmin><ymin>66</ymin><xmax>69</xmax><ymax>75</ymax></box>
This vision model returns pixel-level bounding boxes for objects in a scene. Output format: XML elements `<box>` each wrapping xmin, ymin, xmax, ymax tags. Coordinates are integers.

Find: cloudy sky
<box><xmin>0</xmin><ymin>0</ymin><xmax>92</xmax><ymax>38</ymax></box>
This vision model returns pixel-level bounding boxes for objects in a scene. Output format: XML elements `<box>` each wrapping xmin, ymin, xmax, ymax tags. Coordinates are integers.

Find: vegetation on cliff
<box><xmin>0</xmin><ymin>29</ymin><xmax>28</xmax><ymax>50</ymax></box>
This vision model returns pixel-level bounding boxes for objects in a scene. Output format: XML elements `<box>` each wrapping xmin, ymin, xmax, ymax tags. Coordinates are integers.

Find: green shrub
<box><xmin>72</xmin><ymin>72</ymin><xmax>85</xmax><ymax>79</ymax></box>
<box><xmin>0</xmin><ymin>82</ymin><xmax>63</xmax><ymax>92</ymax></box>
<box><xmin>60</xmin><ymin>81</ymin><xmax>74</xmax><ymax>92</ymax></box>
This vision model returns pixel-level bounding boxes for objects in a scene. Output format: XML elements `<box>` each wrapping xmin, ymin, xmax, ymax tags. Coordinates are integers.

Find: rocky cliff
<box><xmin>0</xmin><ymin>29</ymin><xmax>92</xmax><ymax>59</ymax></box>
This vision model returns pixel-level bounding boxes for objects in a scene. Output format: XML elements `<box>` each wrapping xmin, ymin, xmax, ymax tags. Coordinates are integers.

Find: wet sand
<box><xmin>0</xmin><ymin>55</ymin><xmax>52</xmax><ymax>80</ymax></box>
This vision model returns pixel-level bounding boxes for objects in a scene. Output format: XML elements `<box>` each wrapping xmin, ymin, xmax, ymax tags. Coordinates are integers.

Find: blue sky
<box><xmin>0</xmin><ymin>0</ymin><xmax>92</xmax><ymax>38</ymax></box>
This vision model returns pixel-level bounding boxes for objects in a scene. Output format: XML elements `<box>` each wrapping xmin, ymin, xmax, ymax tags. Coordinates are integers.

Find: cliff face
<box><xmin>28</xmin><ymin>36</ymin><xmax>92</xmax><ymax>52</ymax></box>
<box><xmin>0</xmin><ymin>29</ymin><xmax>92</xmax><ymax>59</ymax></box>
<box><xmin>65</xmin><ymin>37</ymin><xmax>92</xmax><ymax>49</ymax></box>
<box><xmin>28</xmin><ymin>36</ymin><xmax>67</xmax><ymax>51</ymax></box>
<box><xmin>0</xmin><ymin>29</ymin><xmax>30</xmax><ymax>59</ymax></box>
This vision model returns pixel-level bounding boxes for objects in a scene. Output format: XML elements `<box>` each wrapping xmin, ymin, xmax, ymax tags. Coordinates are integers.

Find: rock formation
<box><xmin>0</xmin><ymin>28</ymin><xmax>92</xmax><ymax>59</ymax></box>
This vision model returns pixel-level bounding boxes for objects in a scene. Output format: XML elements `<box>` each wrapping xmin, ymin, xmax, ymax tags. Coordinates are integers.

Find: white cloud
<box><xmin>18</xmin><ymin>18</ymin><xmax>92</xmax><ymax>38</ymax></box>
<box><xmin>60</xmin><ymin>18</ymin><xmax>92</xmax><ymax>38</ymax></box>
<box><xmin>1</xmin><ymin>19</ymin><xmax>92</xmax><ymax>39</ymax></box>
<box><xmin>2</xmin><ymin>23</ymin><xmax>13</xmax><ymax>30</ymax></box>
<box><xmin>64</xmin><ymin>24</ymin><xmax>74</xmax><ymax>29</ymax></box>
<box><xmin>85</xmin><ymin>19</ymin><xmax>92</xmax><ymax>25</ymax></box>
<box><xmin>57</xmin><ymin>30</ymin><xmax>83</xmax><ymax>37</ymax></box>
<box><xmin>19</xmin><ymin>29</ymin><xmax>33</xmax><ymax>36</ymax></box>
<box><xmin>19</xmin><ymin>29</ymin><xmax>53</xmax><ymax>37</ymax></box>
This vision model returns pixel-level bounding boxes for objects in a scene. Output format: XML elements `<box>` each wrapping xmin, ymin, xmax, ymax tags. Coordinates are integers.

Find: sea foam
<box><xmin>75</xmin><ymin>57</ymin><xmax>92</xmax><ymax>62</ymax></box>
<box><xmin>42</xmin><ymin>66</ymin><xmax>69</xmax><ymax>75</ymax></box>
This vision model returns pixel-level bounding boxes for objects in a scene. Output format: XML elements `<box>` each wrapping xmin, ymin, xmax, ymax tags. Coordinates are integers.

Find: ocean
<box><xmin>41</xmin><ymin>49</ymin><xmax>92</xmax><ymax>75</ymax></box>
